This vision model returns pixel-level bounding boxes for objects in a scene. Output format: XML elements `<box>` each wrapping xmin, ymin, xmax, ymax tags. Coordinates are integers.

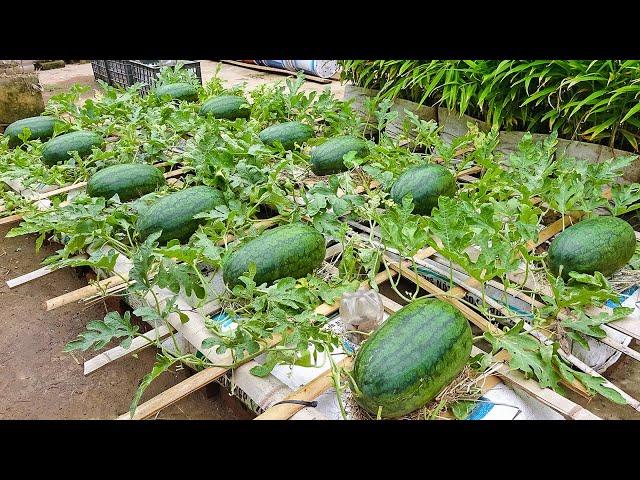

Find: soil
<box><xmin>564</xmin><ymin>344</ymin><xmax>640</xmax><ymax>420</ymax></box>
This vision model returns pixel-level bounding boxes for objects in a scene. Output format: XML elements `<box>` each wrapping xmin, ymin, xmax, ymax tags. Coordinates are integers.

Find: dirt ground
<box><xmin>2</xmin><ymin>61</ymin><xmax>639</xmax><ymax>420</ymax></box>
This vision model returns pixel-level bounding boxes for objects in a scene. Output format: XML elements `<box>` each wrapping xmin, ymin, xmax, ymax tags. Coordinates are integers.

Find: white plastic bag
<box><xmin>338</xmin><ymin>289</ymin><xmax>384</xmax><ymax>345</ymax></box>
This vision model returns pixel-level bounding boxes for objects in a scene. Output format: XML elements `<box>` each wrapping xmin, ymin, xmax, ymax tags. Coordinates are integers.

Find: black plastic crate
<box><xmin>129</xmin><ymin>60</ymin><xmax>202</xmax><ymax>95</ymax></box>
<box><xmin>90</xmin><ymin>60</ymin><xmax>110</xmax><ymax>84</ymax></box>
<box><xmin>105</xmin><ymin>60</ymin><xmax>134</xmax><ymax>89</ymax></box>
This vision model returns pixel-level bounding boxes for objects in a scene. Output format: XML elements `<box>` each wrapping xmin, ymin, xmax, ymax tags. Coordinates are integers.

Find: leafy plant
<box><xmin>340</xmin><ymin>60</ymin><xmax>640</xmax><ymax>152</ymax></box>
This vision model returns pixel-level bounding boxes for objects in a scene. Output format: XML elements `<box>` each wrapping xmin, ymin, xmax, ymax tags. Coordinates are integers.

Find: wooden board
<box><xmin>220</xmin><ymin>60</ymin><xmax>333</xmax><ymax>85</ymax></box>
<box><xmin>6</xmin><ymin>254</ymin><xmax>88</xmax><ymax>288</ymax></box>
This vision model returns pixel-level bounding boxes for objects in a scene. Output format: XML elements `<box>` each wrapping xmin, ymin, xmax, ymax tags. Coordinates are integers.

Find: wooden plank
<box><xmin>84</xmin><ymin>325</ymin><xmax>172</xmax><ymax>375</ymax></box>
<box><xmin>117</xmin><ymin>362</ymin><xmax>261</xmax><ymax>420</ymax></box>
<box><xmin>0</xmin><ymin>214</ymin><xmax>23</xmax><ymax>225</ymax></box>
<box><xmin>527</xmin><ymin>212</ymin><xmax>583</xmax><ymax>250</ymax></box>
<box><xmin>45</xmin><ymin>274</ymin><xmax>129</xmax><ymax>311</ymax></box>
<box><xmin>456</xmin><ymin>166</ymin><xmax>482</xmax><ymax>177</ymax></box>
<box><xmin>35</xmin><ymin>181</ymin><xmax>87</xmax><ymax>200</ymax></box>
<box><xmin>219</xmin><ymin>60</ymin><xmax>333</xmax><ymax>85</ymax></box>
<box><xmin>6</xmin><ymin>254</ymin><xmax>88</xmax><ymax>288</ymax></box>
<box><xmin>7</xmin><ymin>265</ymin><xmax>58</xmax><ymax>288</ymax></box>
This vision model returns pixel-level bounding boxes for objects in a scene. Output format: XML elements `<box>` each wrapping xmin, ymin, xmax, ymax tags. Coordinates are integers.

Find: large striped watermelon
<box><xmin>352</xmin><ymin>298</ymin><xmax>472</xmax><ymax>418</ymax></box>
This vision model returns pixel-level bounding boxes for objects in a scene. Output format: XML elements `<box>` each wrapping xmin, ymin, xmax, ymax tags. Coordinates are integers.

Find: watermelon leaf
<box><xmin>64</xmin><ymin>311</ymin><xmax>138</xmax><ymax>352</ymax></box>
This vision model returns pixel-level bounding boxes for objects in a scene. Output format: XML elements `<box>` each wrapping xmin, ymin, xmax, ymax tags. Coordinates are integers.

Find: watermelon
<box><xmin>86</xmin><ymin>164</ymin><xmax>166</xmax><ymax>202</ymax></box>
<box><xmin>222</xmin><ymin>223</ymin><xmax>326</xmax><ymax>288</ymax></box>
<box><xmin>154</xmin><ymin>83</ymin><xmax>199</xmax><ymax>102</ymax></box>
<box><xmin>310</xmin><ymin>135</ymin><xmax>369</xmax><ymax>175</ymax></box>
<box><xmin>136</xmin><ymin>186</ymin><xmax>224</xmax><ymax>244</ymax></box>
<box><xmin>390</xmin><ymin>164</ymin><xmax>456</xmax><ymax>215</ymax></box>
<box><xmin>41</xmin><ymin>131</ymin><xmax>104</xmax><ymax>166</ymax></box>
<box><xmin>352</xmin><ymin>297</ymin><xmax>472</xmax><ymax>418</ymax></box>
<box><xmin>4</xmin><ymin>116</ymin><xmax>59</xmax><ymax>148</ymax></box>
<box><xmin>547</xmin><ymin>215</ymin><xmax>636</xmax><ymax>280</ymax></box>
<box><xmin>259</xmin><ymin>121</ymin><xmax>313</xmax><ymax>150</ymax></box>
<box><xmin>199</xmin><ymin>95</ymin><xmax>250</xmax><ymax>120</ymax></box>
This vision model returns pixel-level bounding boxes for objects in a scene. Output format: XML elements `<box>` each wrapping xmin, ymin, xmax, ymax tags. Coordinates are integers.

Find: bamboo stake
<box><xmin>527</xmin><ymin>212</ymin><xmax>583</xmax><ymax>250</ymax></box>
<box><xmin>45</xmin><ymin>274</ymin><xmax>128</xmax><ymax>311</ymax></box>
<box><xmin>117</xmin><ymin>360</ymin><xmax>268</xmax><ymax>420</ymax></box>
<box><xmin>34</xmin><ymin>181</ymin><xmax>88</xmax><ymax>200</ymax></box>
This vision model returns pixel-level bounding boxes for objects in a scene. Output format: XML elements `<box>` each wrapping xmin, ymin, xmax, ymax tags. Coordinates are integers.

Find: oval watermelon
<box><xmin>390</xmin><ymin>164</ymin><xmax>456</xmax><ymax>215</ymax></box>
<box><xmin>352</xmin><ymin>297</ymin><xmax>472</xmax><ymax>418</ymax></box>
<box><xmin>4</xmin><ymin>116</ymin><xmax>59</xmax><ymax>148</ymax></box>
<box><xmin>310</xmin><ymin>135</ymin><xmax>369</xmax><ymax>175</ymax></box>
<box><xmin>154</xmin><ymin>83</ymin><xmax>199</xmax><ymax>102</ymax></box>
<box><xmin>86</xmin><ymin>164</ymin><xmax>166</xmax><ymax>202</ymax></box>
<box><xmin>199</xmin><ymin>95</ymin><xmax>250</xmax><ymax>120</ymax></box>
<box><xmin>259</xmin><ymin>121</ymin><xmax>314</xmax><ymax>150</ymax></box>
<box><xmin>136</xmin><ymin>186</ymin><xmax>225</xmax><ymax>244</ymax></box>
<box><xmin>222</xmin><ymin>223</ymin><xmax>326</xmax><ymax>288</ymax></box>
<box><xmin>547</xmin><ymin>216</ymin><xmax>636</xmax><ymax>280</ymax></box>
<box><xmin>41</xmin><ymin>131</ymin><xmax>104</xmax><ymax>166</ymax></box>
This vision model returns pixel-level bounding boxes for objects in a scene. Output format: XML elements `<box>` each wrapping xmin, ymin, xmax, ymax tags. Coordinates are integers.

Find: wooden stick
<box><xmin>7</xmin><ymin>265</ymin><xmax>58</xmax><ymax>288</ymax></box>
<box><xmin>45</xmin><ymin>274</ymin><xmax>128</xmax><ymax>311</ymax></box>
<box><xmin>6</xmin><ymin>254</ymin><xmax>88</xmax><ymax>288</ymax></box>
<box><xmin>0</xmin><ymin>214</ymin><xmax>23</xmax><ymax>225</ymax></box>
<box><xmin>527</xmin><ymin>212</ymin><xmax>583</xmax><ymax>250</ymax></box>
<box><xmin>119</xmin><ymin>368</ymin><xmax>242</xmax><ymax>419</ymax></box>
<box><xmin>470</xmin><ymin>346</ymin><xmax>599</xmax><ymax>420</ymax></box>
<box><xmin>84</xmin><ymin>325</ymin><xmax>172</xmax><ymax>375</ymax></box>
<box><xmin>164</xmin><ymin>167</ymin><xmax>189</xmax><ymax>179</ymax></box>
<box><xmin>457</xmin><ymin>174</ymin><xmax>478</xmax><ymax>183</ymax></box>
<box><xmin>35</xmin><ymin>182</ymin><xmax>87</xmax><ymax>200</ymax></box>
<box><xmin>118</xmin><ymin>334</ymin><xmax>283</xmax><ymax>420</ymax></box>
<box><xmin>456</xmin><ymin>166</ymin><xmax>482</xmax><ymax>177</ymax></box>
<box><xmin>219</xmin><ymin>60</ymin><xmax>333</xmax><ymax>85</ymax></box>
